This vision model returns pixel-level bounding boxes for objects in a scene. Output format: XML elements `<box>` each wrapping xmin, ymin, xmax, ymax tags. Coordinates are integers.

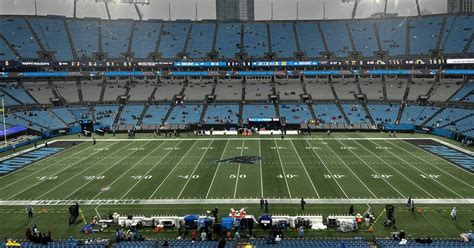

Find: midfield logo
<box><xmin>214</xmin><ymin>156</ymin><xmax>262</xmax><ymax>164</ymax></box>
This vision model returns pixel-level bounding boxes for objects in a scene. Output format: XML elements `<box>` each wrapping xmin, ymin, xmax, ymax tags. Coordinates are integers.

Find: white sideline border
<box><xmin>0</xmin><ymin>198</ymin><xmax>473</xmax><ymax>206</ymax></box>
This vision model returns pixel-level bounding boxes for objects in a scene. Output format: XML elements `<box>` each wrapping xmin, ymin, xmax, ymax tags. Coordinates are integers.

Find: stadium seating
<box><xmin>243</xmin><ymin>23</ymin><xmax>268</xmax><ymax>58</ymax></box>
<box><xmin>342</xmin><ymin>103</ymin><xmax>371</xmax><ymax>125</ymax></box>
<box><xmin>66</xmin><ymin>18</ymin><xmax>99</xmax><ymax>59</ymax></box>
<box><xmin>215</xmin><ymin>23</ymin><xmax>241</xmax><ymax>58</ymax></box>
<box><xmin>54</xmin><ymin>80</ymin><xmax>79</xmax><ymax>103</ymax></box>
<box><xmin>312</xmin><ymin>103</ymin><xmax>343</xmax><ymax>125</ymax></box>
<box><xmin>376</xmin><ymin>18</ymin><xmax>407</xmax><ymax>56</ymax></box>
<box><xmin>131</xmin><ymin>21</ymin><xmax>161</xmax><ymax>59</ymax></box>
<box><xmin>275</xmin><ymin>79</ymin><xmax>303</xmax><ymax>101</ymax></box>
<box><xmin>349</xmin><ymin>20</ymin><xmax>378</xmax><ymax>57</ymax></box>
<box><xmin>28</xmin><ymin>16</ymin><xmax>74</xmax><ymax>61</ymax></box>
<box><xmin>377</xmin><ymin>239</ymin><xmax>472</xmax><ymax>248</ymax></box>
<box><xmin>245</xmin><ymin>79</ymin><xmax>273</xmax><ymax>100</ymax></box>
<box><xmin>68</xmin><ymin>107</ymin><xmax>90</xmax><ymax>120</ymax></box>
<box><xmin>128</xmin><ymin>80</ymin><xmax>154</xmax><ymax>101</ymax></box>
<box><xmin>1</xmin><ymin>84</ymin><xmax>36</xmax><ymax>105</ymax></box>
<box><xmin>204</xmin><ymin>104</ymin><xmax>239</xmax><ymax>124</ymax></box>
<box><xmin>332</xmin><ymin>79</ymin><xmax>358</xmax><ymax>100</ymax></box>
<box><xmin>279</xmin><ymin>104</ymin><xmax>312</xmax><ymax>124</ymax></box>
<box><xmin>0</xmin><ymin>16</ymin><xmax>40</xmax><ymax>59</ymax></box>
<box><xmin>20</xmin><ymin>242</ymin><xmax>105</xmax><ymax>248</ymax></box>
<box><xmin>400</xmin><ymin>105</ymin><xmax>441</xmax><ymax>125</ymax></box>
<box><xmin>242</xmin><ymin>104</ymin><xmax>276</xmax><ymax>123</ymax></box>
<box><xmin>23</xmin><ymin>81</ymin><xmax>54</xmax><ymax>104</ymax></box>
<box><xmin>407</xmin><ymin>79</ymin><xmax>433</xmax><ymax>101</ymax></box>
<box><xmin>385</xmin><ymin>79</ymin><xmax>408</xmax><ymax>100</ymax></box>
<box><xmin>184</xmin><ymin>79</ymin><xmax>214</xmax><ymax>100</ymax></box>
<box><xmin>450</xmin><ymin>81</ymin><xmax>474</xmax><ymax>102</ymax></box>
<box><xmin>14</xmin><ymin>109</ymin><xmax>67</xmax><ymax>130</ymax></box>
<box><xmin>428</xmin><ymin>79</ymin><xmax>463</xmax><ymax>102</ymax></box>
<box><xmin>441</xmin><ymin>15</ymin><xmax>473</xmax><ymax>55</ymax></box>
<box><xmin>153</xmin><ymin>80</ymin><xmax>183</xmax><ymax>101</ymax></box>
<box><xmin>51</xmin><ymin>107</ymin><xmax>79</xmax><ymax>126</ymax></box>
<box><xmin>118</xmin><ymin>104</ymin><xmax>144</xmax><ymax>126</ymax></box>
<box><xmin>101</xmin><ymin>20</ymin><xmax>133</xmax><ymax>59</ymax></box>
<box><xmin>158</xmin><ymin>22</ymin><xmax>190</xmax><ymax>59</ymax></box>
<box><xmin>270</xmin><ymin>22</ymin><xmax>297</xmax><ymax>58</ymax></box>
<box><xmin>295</xmin><ymin>21</ymin><xmax>326</xmax><ymax>58</ymax></box>
<box><xmin>103</xmin><ymin>80</ymin><xmax>127</xmax><ymax>102</ymax></box>
<box><xmin>250</xmin><ymin>239</ymin><xmax>370</xmax><ymax>248</ymax></box>
<box><xmin>367</xmin><ymin>103</ymin><xmax>400</xmax><ymax>124</ymax></box>
<box><xmin>167</xmin><ymin>104</ymin><xmax>203</xmax><ymax>124</ymax></box>
<box><xmin>305</xmin><ymin>80</ymin><xmax>334</xmax><ymax>100</ymax></box>
<box><xmin>186</xmin><ymin>22</ymin><xmax>215</xmax><ymax>59</ymax></box>
<box><xmin>0</xmin><ymin>89</ymin><xmax>19</xmax><ymax>106</ymax></box>
<box><xmin>214</xmin><ymin>79</ymin><xmax>242</xmax><ymax>101</ymax></box>
<box><xmin>141</xmin><ymin>104</ymin><xmax>170</xmax><ymax>125</ymax></box>
<box><xmin>409</xmin><ymin>16</ymin><xmax>441</xmax><ymax>56</ymax></box>
<box><xmin>0</xmin><ymin>38</ymin><xmax>16</xmax><ymax>60</ymax></box>
<box><xmin>80</xmin><ymin>80</ymin><xmax>102</xmax><ymax>103</ymax></box>
<box><xmin>426</xmin><ymin>107</ymin><xmax>473</xmax><ymax>128</ymax></box>
<box><xmin>93</xmin><ymin>105</ymin><xmax>118</xmax><ymax>128</ymax></box>
<box><xmin>359</xmin><ymin>78</ymin><xmax>384</xmax><ymax>100</ymax></box>
<box><xmin>320</xmin><ymin>20</ymin><xmax>352</xmax><ymax>57</ymax></box>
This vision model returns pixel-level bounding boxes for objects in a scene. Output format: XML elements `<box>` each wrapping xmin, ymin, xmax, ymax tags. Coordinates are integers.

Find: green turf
<box><xmin>0</xmin><ymin>134</ymin><xmax>472</xmax><ymax>240</ymax></box>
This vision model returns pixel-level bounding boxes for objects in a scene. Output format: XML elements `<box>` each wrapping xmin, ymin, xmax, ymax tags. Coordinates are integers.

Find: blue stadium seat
<box><xmin>426</xmin><ymin>107</ymin><xmax>473</xmax><ymax>128</ymax></box>
<box><xmin>349</xmin><ymin>20</ymin><xmax>378</xmax><ymax>57</ymax></box>
<box><xmin>295</xmin><ymin>21</ymin><xmax>326</xmax><ymax>58</ymax></box>
<box><xmin>51</xmin><ymin>107</ymin><xmax>79</xmax><ymax>126</ymax></box>
<box><xmin>204</xmin><ymin>104</ymin><xmax>239</xmax><ymax>124</ymax></box>
<box><xmin>0</xmin><ymin>16</ymin><xmax>40</xmax><ymax>59</ymax></box>
<box><xmin>243</xmin><ymin>23</ymin><xmax>268</xmax><ymax>58</ymax></box>
<box><xmin>279</xmin><ymin>104</ymin><xmax>312</xmax><ymax>124</ymax></box>
<box><xmin>215</xmin><ymin>23</ymin><xmax>241</xmax><ymax>58</ymax></box>
<box><xmin>28</xmin><ymin>16</ymin><xmax>74</xmax><ymax>61</ymax></box>
<box><xmin>409</xmin><ymin>16</ymin><xmax>442</xmax><ymax>56</ymax></box>
<box><xmin>142</xmin><ymin>105</ymin><xmax>170</xmax><ymax>125</ymax></box>
<box><xmin>118</xmin><ymin>104</ymin><xmax>144</xmax><ymax>126</ymax></box>
<box><xmin>320</xmin><ymin>20</ymin><xmax>352</xmax><ymax>57</ymax></box>
<box><xmin>101</xmin><ymin>20</ymin><xmax>133</xmax><ymax>59</ymax></box>
<box><xmin>270</xmin><ymin>22</ymin><xmax>297</xmax><ymax>58</ymax></box>
<box><xmin>1</xmin><ymin>85</ymin><xmax>37</xmax><ymax>105</ymax></box>
<box><xmin>187</xmin><ymin>22</ymin><xmax>215</xmax><ymax>59</ymax></box>
<box><xmin>93</xmin><ymin>105</ymin><xmax>118</xmax><ymax>128</ymax></box>
<box><xmin>242</xmin><ymin>104</ymin><xmax>276</xmax><ymax>124</ymax></box>
<box><xmin>312</xmin><ymin>103</ymin><xmax>344</xmax><ymax>125</ymax></box>
<box><xmin>450</xmin><ymin>81</ymin><xmax>474</xmax><ymax>102</ymax></box>
<box><xmin>67</xmin><ymin>19</ymin><xmax>99</xmax><ymax>59</ymax></box>
<box><xmin>130</xmin><ymin>21</ymin><xmax>161</xmax><ymax>59</ymax></box>
<box><xmin>376</xmin><ymin>18</ymin><xmax>407</xmax><ymax>56</ymax></box>
<box><xmin>158</xmin><ymin>22</ymin><xmax>190</xmax><ymax>59</ymax></box>
<box><xmin>0</xmin><ymin>36</ymin><xmax>18</xmax><ymax>60</ymax></box>
<box><xmin>167</xmin><ymin>104</ymin><xmax>203</xmax><ymax>124</ymax></box>
<box><xmin>342</xmin><ymin>103</ymin><xmax>370</xmax><ymax>125</ymax></box>
<box><xmin>441</xmin><ymin>15</ymin><xmax>473</xmax><ymax>55</ymax></box>
<box><xmin>367</xmin><ymin>103</ymin><xmax>400</xmax><ymax>124</ymax></box>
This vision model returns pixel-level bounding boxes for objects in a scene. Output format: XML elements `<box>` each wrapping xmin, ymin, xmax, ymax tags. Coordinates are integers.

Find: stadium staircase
<box><xmin>402</xmin><ymin>79</ymin><xmax>411</xmax><ymax>102</ymax></box>
<box><xmin>211</xmin><ymin>23</ymin><xmax>218</xmax><ymax>55</ymax></box>
<box><xmin>425</xmin><ymin>80</ymin><xmax>438</xmax><ymax>100</ymax></box>
<box><xmin>99</xmin><ymin>80</ymin><xmax>106</xmax><ymax>103</ymax></box>
<box><xmin>292</xmin><ymin>23</ymin><xmax>302</xmax><ymax>55</ymax></box>
<box><xmin>148</xmin><ymin>81</ymin><xmax>159</xmax><ymax>101</ymax></box>
<box><xmin>13</xmin><ymin>113</ymin><xmax>50</xmax><ymax>131</ymax></box>
<box><xmin>136</xmin><ymin>103</ymin><xmax>149</xmax><ymax>126</ymax></box>
<box><xmin>435</xmin><ymin>16</ymin><xmax>447</xmax><ymax>51</ymax></box>
<box><xmin>239</xmin><ymin>78</ymin><xmax>246</xmax><ymax>125</ymax></box>
<box><xmin>24</xmin><ymin>18</ymin><xmax>46</xmax><ymax>52</ymax></box>
<box><xmin>63</xmin><ymin>19</ymin><xmax>78</xmax><ymax>60</ymax></box>
<box><xmin>345</xmin><ymin>23</ymin><xmax>357</xmax><ymax>54</ymax></box>
<box><xmin>77</xmin><ymin>79</ymin><xmax>84</xmax><ymax>103</ymax></box>
<box><xmin>0</xmin><ymin>88</ymin><xmax>22</xmax><ymax>105</ymax></box>
<box><xmin>240</xmin><ymin>23</ymin><xmax>245</xmax><ymax>55</ymax></box>
<box><xmin>458</xmin><ymin>90</ymin><xmax>474</xmax><ymax>102</ymax></box>
<box><xmin>98</xmin><ymin>22</ymin><xmax>103</xmax><ymax>54</ymax></box>
<box><xmin>395</xmin><ymin>103</ymin><xmax>405</xmax><ymax>125</ymax></box>
<box><xmin>421</xmin><ymin>106</ymin><xmax>446</xmax><ymax>126</ymax></box>
<box><xmin>317</xmin><ymin>22</ymin><xmax>330</xmax><ymax>54</ymax></box>
<box><xmin>51</xmin><ymin>109</ymin><xmax>69</xmax><ymax>127</ymax></box>
<box><xmin>161</xmin><ymin>103</ymin><xmax>175</xmax><ymax>125</ymax></box>
<box><xmin>266</xmin><ymin>23</ymin><xmax>273</xmax><ymax>55</ymax></box>
<box><xmin>126</xmin><ymin>22</ymin><xmax>136</xmax><ymax>56</ymax></box>
<box><xmin>447</xmin><ymin>80</ymin><xmax>469</xmax><ymax>102</ymax></box>
<box><xmin>464</xmin><ymin>33</ymin><xmax>474</xmax><ymax>54</ymax></box>
<box><xmin>49</xmin><ymin>79</ymin><xmax>66</xmax><ymax>105</ymax></box>
<box><xmin>356</xmin><ymin>79</ymin><xmax>376</xmax><ymax>126</ymax></box>
<box><xmin>20</xmin><ymin>81</ymin><xmax>40</xmax><ymax>105</ymax></box>
<box><xmin>182</xmin><ymin>23</ymin><xmax>193</xmax><ymax>56</ymax></box>
<box><xmin>373</xmin><ymin>22</ymin><xmax>383</xmax><ymax>53</ymax></box>
<box><xmin>329</xmin><ymin>78</ymin><xmax>351</xmax><ymax>125</ymax></box>
<box><xmin>199</xmin><ymin>78</ymin><xmax>217</xmax><ymax>123</ymax></box>
<box><xmin>271</xmin><ymin>80</ymin><xmax>281</xmax><ymax>119</ymax></box>
<box><xmin>382</xmin><ymin>76</ymin><xmax>388</xmax><ymax>101</ymax></box>
<box><xmin>89</xmin><ymin>105</ymin><xmax>96</xmax><ymax>123</ymax></box>
<box><xmin>154</xmin><ymin>23</ymin><xmax>165</xmax><ymax>55</ymax></box>
<box><xmin>0</xmin><ymin>34</ymin><xmax>21</xmax><ymax>59</ymax></box>
<box><xmin>112</xmin><ymin>103</ymin><xmax>127</xmax><ymax>129</ymax></box>
<box><xmin>301</xmin><ymin>79</ymin><xmax>318</xmax><ymax>120</ymax></box>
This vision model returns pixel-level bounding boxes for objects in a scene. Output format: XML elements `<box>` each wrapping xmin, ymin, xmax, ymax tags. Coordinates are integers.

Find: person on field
<box><xmin>264</xmin><ymin>200</ymin><xmax>269</xmax><ymax>213</ymax></box>
<box><xmin>260</xmin><ymin>198</ymin><xmax>264</xmax><ymax>210</ymax></box>
<box><xmin>349</xmin><ymin>205</ymin><xmax>354</xmax><ymax>215</ymax></box>
<box><xmin>300</xmin><ymin>198</ymin><xmax>306</xmax><ymax>210</ymax></box>
<box><xmin>407</xmin><ymin>195</ymin><xmax>412</xmax><ymax>207</ymax></box>
<box><xmin>27</xmin><ymin>205</ymin><xmax>34</xmax><ymax>219</ymax></box>
<box><xmin>450</xmin><ymin>207</ymin><xmax>457</xmax><ymax>221</ymax></box>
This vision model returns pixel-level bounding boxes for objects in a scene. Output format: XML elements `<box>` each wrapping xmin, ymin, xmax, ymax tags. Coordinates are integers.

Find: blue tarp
<box><xmin>0</xmin><ymin>125</ymin><xmax>27</xmax><ymax>136</ymax></box>
<box><xmin>183</xmin><ymin>214</ymin><xmax>199</xmax><ymax>222</ymax></box>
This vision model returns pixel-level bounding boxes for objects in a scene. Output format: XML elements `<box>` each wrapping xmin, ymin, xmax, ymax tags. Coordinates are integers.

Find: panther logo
<box><xmin>214</xmin><ymin>156</ymin><xmax>262</xmax><ymax>164</ymax></box>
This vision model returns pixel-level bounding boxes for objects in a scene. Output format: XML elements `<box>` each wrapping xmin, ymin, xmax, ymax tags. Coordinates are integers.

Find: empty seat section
<box><xmin>204</xmin><ymin>104</ymin><xmax>239</xmax><ymax>124</ymax></box>
<box><xmin>376</xmin><ymin>18</ymin><xmax>407</xmax><ymax>56</ymax></box>
<box><xmin>215</xmin><ymin>79</ymin><xmax>242</xmax><ymax>101</ymax></box>
<box><xmin>426</xmin><ymin>107</ymin><xmax>473</xmax><ymax>128</ymax></box>
<box><xmin>131</xmin><ymin>21</ymin><xmax>161</xmax><ymax>59</ymax></box>
<box><xmin>80</xmin><ymin>80</ymin><xmax>102</xmax><ymax>102</ymax></box>
<box><xmin>68</xmin><ymin>107</ymin><xmax>90</xmax><ymax>120</ymax></box>
<box><xmin>412</xmin><ymin>106</ymin><xmax>440</xmax><ymax>125</ymax></box>
<box><xmin>441</xmin><ymin>15</ymin><xmax>473</xmax><ymax>54</ymax></box>
<box><xmin>184</xmin><ymin>79</ymin><xmax>214</xmax><ymax>100</ymax></box>
<box><xmin>5</xmin><ymin>113</ymin><xmax>44</xmax><ymax>131</ymax></box>
<box><xmin>349</xmin><ymin>20</ymin><xmax>378</xmax><ymax>57</ymax></box>
<box><xmin>215</xmin><ymin>23</ymin><xmax>241</xmax><ymax>59</ymax></box>
<box><xmin>367</xmin><ymin>103</ymin><xmax>400</xmax><ymax>124</ymax></box>
<box><xmin>407</xmin><ymin>79</ymin><xmax>433</xmax><ymax>101</ymax></box>
<box><xmin>94</xmin><ymin>105</ymin><xmax>118</xmax><ymax>127</ymax></box>
<box><xmin>295</xmin><ymin>22</ymin><xmax>325</xmax><ymax>58</ymax></box>
<box><xmin>428</xmin><ymin>80</ymin><xmax>462</xmax><ymax>102</ymax></box>
<box><xmin>275</xmin><ymin>80</ymin><xmax>303</xmax><ymax>100</ymax></box>
<box><xmin>450</xmin><ymin>81</ymin><xmax>474</xmax><ymax>101</ymax></box>
<box><xmin>15</xmin><ymin>109</ymin><xmax>66</xmax><ymax>130</ymax></box>
<box><xmin>342</xmin><ymin>103</ymin><xmax>370</xmax><ymax>125</ymax></box>
<box><xmin>101</xmin><ymin>20</ymin><xmax>133</xmax><ymax>59</ymax></box>
<box><xmin>332</xmin><ymin>79</ymin><xmax>358</xmax><ymax>100</ymax></box>
<box><xmin>158</xmin><ymin>22</ymin><xmax>190</xmax><ymax>59</ymax></box>
<box><xmin>313</xmin><ymin>103</ymin><xmax>343</xmax><ymax>125</ymax></box>
<box><xmin>245</xmin><ymin>79</ymin><xmax>273</xmax><ymax>100</ymax></box>
<box><xmin>377</xmin><ymin>239</ymin><xmax>471</xmax><ymax>248</ymax></box>
<box><xmin>0</xmin><ymin>38</ymin><xmax>16</xmax><ymax>60</ymax></box>
<box><xmin>242</xmin><ymin>104</ymin><xmax>275</xmax><ymax>124</ymax></box>
<box><xmin>360</xmin><ymin>79</ymin><xmax>383</xmax><ymax>100</ymax></box>
<box><xmin>103</xmin><ymin>80</ymin><xmax>127</xmax><ymax>102</ymax></box>
<box><xmin>67</xmin><ymin>19</ymin><xmax>99</xmax><ymax>59</ymax></box>
<box><xmin>167</xmin><ymin>104</ymin><xmax>203</xmax><ymax>124</ymax></box>
<box><xmin>153</xmin><ymin>80</ymin><xmax>183</xmax><ymax>101</ymax></box>
<box><xmin>51</xmin><ymin>107</ymin><xmax>77</xmax><ymax>125</ymax></box>
<box><xmin>0</xmin><ymin>16</ymin><xmax>39</xmax><ymax>59</ymax></box>
<box><xmin>187</xmin><ymin>22</ymin><xmax>215</xmax><ymax>59</ymax></box>
<box><xmin>409</xmin><ymin>16</ymin><xmax>441</xmax><ymax>55</ymax></box>
<box><xmin>400</xmin><ymin>105</ymin><xmax>427</xmax><ymax>124</ymax></box>
<box><xmin>2</xmin><ymin>85</ymin><xmax>35</xmax><ymax>104</ymax></box>
<box><xmin>23</xmin><ymin>81</ymin><xmax>54</xmax><ymax>104</ymax></box>
<box><xmin>0</xmin><ymin>88</ymin><xmax>20</xmax><ymax>106</ymax></box>
<box><xmin>320</xmin><ymin>21</ymin><xmax>352</xmax><ymax>57</ymax></box>
<box><xmin>142</xmin><ymin>105</ymin><xmax>170</xmax><ymax>125</ymax></box>
<box><xmin>279</xmin><ymin>104</ymin><xmax>312</xmax><ymax>124</ymax></box>
<box><xmin>28</xmin><ymin>17</ymin><xmax>73</xmax><ymax>61</ymax></box>
<box><xmin>54</xmin><ymin>80</ymin><xmax>79</xmax><ymax>103</ymax></box>
<box><xmin>385</xmin><ymin>79</ymin><xmax>407</xmax><ymax>100</ymax></box>
<box><xmin>270</xmin><ymin>22</ymin><xmax>297</xmax><ymax>58</ymax></box>
<box><xmin>243</xmin><ymin>23</ymin><xmax>268</xmax><ymax>58</ymax></box>
<box><xmin>118</xmin><ymin>104</ymin><xmax>144</xmax><ymax>126</ymax></box>
<box><xmin>128</xmin><ymin>80</ymin><xmax>154</xmax><ymax>101</ymax></box>
<box><xmin>305</xmin><ymin>80</ymin><xmax>334</xmax><ymax>100</ymax></box>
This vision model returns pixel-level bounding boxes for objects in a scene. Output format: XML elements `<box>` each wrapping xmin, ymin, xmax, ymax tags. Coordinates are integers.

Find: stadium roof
<box><xmin>0</xmin><ymin>0</ymin><xmax>448</xmax><ymax>21</ymax></box>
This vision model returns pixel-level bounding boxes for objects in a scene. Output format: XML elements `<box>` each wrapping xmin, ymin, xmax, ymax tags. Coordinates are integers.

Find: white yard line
<box><xmin>259</xmin><ymin>139</ymin><xmax>264</xmax><ymax>198</ymax></box>
<box><xmin>352</xmin><ymin>140</ymin><xmax>435</xmax><ymax>198</ymax></box>
<box><xmin>148</xmin><ymin>140</ymin><xmax>199</xmax><ymax>199</ymax></box>
<box><xmin>4</xmin><ymin>198</ymin><xmax>474</xmax><ymax>206</ymax></box>
<box><xmin>91</xmin><ymin>141</ymin><xmax>166</xmax><ymax>200</ymax></box>
<box><xmin>120</xmin><ymin>140</ymin><xmax>184</xmax><ymax>199</ymax></box>
<box><xmin>5</xmin><ymin>142</ymin><xmax>118</xmax><ymax>200</ymax></box>
<box><xmin>233</xmin><ymin>140</ymin><xmax>245</xmax><ymax>199</ymax></box>
<box><xmin>177</xmin><ymin>140</ymin><xmax>215</xmax><ymax>199</ymax></box>
<box><xmin>205</xmin><ymin>139</ymin><xmax>230</xmax><ymax>199</ymax></box>
<box><xmin>289</xmin><ymin>139</ymin><xmax>320</xmax><ymax>198</ymax></box>
<box><xmin>323</xmin><ymin>140</ymin><xmax>378</xmax><ymax>198</ymax></box>
<box><xmin>371</xmin><ymin>140</ymin><xmax>464</xmax><ymax>199</ymax></box>
<box><xmin>337</xmin><ymin>139</ymin><xmax>405</xmax><ymax>198</ymax></box>
<box><xmin>42</xmin><ymin>141</ymin><xmax>138</xmax><ymax>200</ymax></box>
<box><xmin>0</xmin><ymin>141</ymin><xmax>92</xmax><ymax>190</ymax></box>
<box><xmin>304</xmin><ymin>140</ymin><xmax>348</xmax><ymax>198</ymax></box>
<box><xmin>273</xmin><ymin>139</ymin><xmax>292</xmax><ymax>198</ymax></box>
<box><xmin>55</xmin><ymin>137</ymin><xmax>461</xmax><ymax>141</ymax></box>
<box><xmin>395</xmin><ymin>141</ymin><xmax>474</xmax><ymax>186</ymax></box>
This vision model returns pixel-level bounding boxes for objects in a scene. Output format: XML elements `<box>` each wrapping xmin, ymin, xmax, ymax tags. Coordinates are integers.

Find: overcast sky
<box><xmin>0</xmin><ymin>0</ymin><xmax>447</xmax><ymax>20</ymax></box>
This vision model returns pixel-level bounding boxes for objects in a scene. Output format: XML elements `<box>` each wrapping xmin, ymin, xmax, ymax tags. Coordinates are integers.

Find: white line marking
<box><xmin>323</xmin><ymin>140</ymin><xmax>377</xmax><ymax>198</ymax></box>
<box><xmin>148</xmin><ymin>140</ymin><xmax>199</xmax><ymax>199</ymax></box>
<box><xmin>338</xmin><ymin>139</ymin><xmax>405</xmax><ymax>198</ymax></box>
<box><xmin>352</xmin><ymin>139</ymin><xmax>435</xmax><ymax>198</ymax></box>
<box><xmin>259</xmin><ymin>139</ymin><xmax>264</xmax><ymax>198</ymax></box>
<box><xmin>177</xmin><ymin>140</ymin><xmax>215</xmax><ymax>199</ymax></box>
<box><xmin>289</xmin><ymin>139</ymin><xmax>320</xmax><ymax>198</ymax></box>
<box><xmin>233</xmin><ymin>140</ymin><xmax>245</xmax><ymax>199</ymax></box>
<box><xmin>273</xmin><ymin>139</ymin><xmax>292</xmax><ymax>198</ymax></box>
<box><xmin>120</xmin><ymin>140</ymin><xmax>184</xmax><ymax>199</ymax></box>
<box><xmin>205</xmin><ymin>139</ymin><xmax>230</xmax><ymax>199</ymax></box>
<box><xmin>372</xmin><ymin>140</ymin><xmax>464</xmax><ymax>199</ymax></box>
<box><xmin>304</xmin><ymin>140</ymin><xmax>348</xmax><ymax>198</ymax></box>
<box><xmin>43</xmin><ymin>141</ymin><xmax>138</xmax><ymax>200</ymax></box>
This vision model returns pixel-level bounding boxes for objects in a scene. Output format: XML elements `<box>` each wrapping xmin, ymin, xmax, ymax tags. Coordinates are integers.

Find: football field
<box><xmin>1</xmin><ymin>136</ymin><xmax>472</xmax><ymax>204</ymax></box>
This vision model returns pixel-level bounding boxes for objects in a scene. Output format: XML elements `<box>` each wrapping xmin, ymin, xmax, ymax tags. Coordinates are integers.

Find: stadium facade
<box><xmin>448</xmin><ymin>0</ymin><xmax>474</xmax><ymax>13</ymax></box>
